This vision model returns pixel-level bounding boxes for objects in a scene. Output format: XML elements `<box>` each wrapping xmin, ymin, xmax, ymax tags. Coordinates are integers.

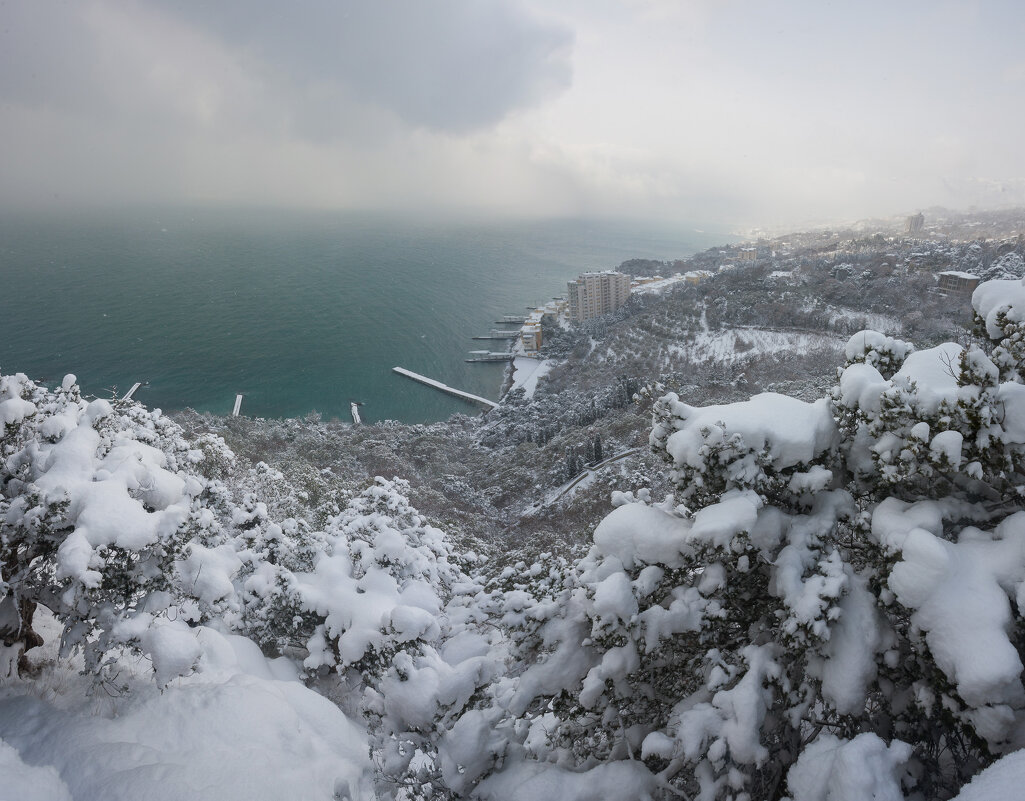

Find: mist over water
<box><xmin>1</xmin><ymin>208</ymin><xmax>731</xmax><ymax>423</ymax></box>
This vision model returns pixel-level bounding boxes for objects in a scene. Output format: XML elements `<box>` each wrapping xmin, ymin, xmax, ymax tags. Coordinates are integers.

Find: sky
<box><xmin>1</xmin><ymin>0</ymin><xmax>1024</xmax><ymax>227</ymax></box>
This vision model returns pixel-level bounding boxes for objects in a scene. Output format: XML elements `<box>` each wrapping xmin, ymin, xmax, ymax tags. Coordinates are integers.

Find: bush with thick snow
<box><xmin>422</xmin><ymin>277</ymin><xmax>1025</xmax><ymax>800</ymax></box>
<box><xmin>0</xmin><ymin>371</ymin><xmax>492</xmax><ymax>797</ymax></box>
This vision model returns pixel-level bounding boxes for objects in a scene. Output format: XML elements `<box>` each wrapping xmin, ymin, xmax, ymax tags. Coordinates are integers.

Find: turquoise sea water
<box><xmin>0</xmin><ymin>208</ymin><xmax>731</xmax><ymax>423</ymax></box>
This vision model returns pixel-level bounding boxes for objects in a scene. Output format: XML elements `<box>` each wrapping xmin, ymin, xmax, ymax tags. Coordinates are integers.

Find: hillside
<box><xmin>4</xmin><ymin>211</ymin><xmax>1025</xmax><ymax>800</ymax></box>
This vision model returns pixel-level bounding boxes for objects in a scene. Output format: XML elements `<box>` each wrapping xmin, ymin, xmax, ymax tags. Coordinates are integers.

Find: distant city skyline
<box><xmin>2</xmin><ymin>0</ymin><xmax>1024</xmax><ymax>227</ymax></box>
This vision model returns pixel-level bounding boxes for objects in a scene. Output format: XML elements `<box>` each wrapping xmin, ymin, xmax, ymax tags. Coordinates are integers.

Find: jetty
<box><xmin>122</xmin><ymin>382</ymin><xmax>142</xmax><ymax>401</ymax></box>
<box><xmin>472</xmin><ymin>330</ymin><xmax>519</xmax><ymax>340</ymax></box>
<box><xmin>393</xmin><ymin>367</ymin><xmax>499</xmax><ymax>410</ymax></box>
<box><xmin>466</xmin><ymin>351</ymin><xmax>515</xmax><ymax>362</ymax></box>
<box><xmin>495</xmin><ymin>316</ymin><xmax>526</xmax><ymax>324</ymax></box>
<box><xmin>232</xmin><ymin>394</ymin><xmax>243</xmax><ymax>417</ymax></box>
<box><xmin>350</xmin><ymin>402</ymin><xmax>362</xmax><ymax>425</ymax></box>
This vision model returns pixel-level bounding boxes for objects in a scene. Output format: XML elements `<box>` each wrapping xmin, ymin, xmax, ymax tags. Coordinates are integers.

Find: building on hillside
<box><xmin>737</xmin><ymin>247</ymin><xmax>758</xmax><ymax>261</ymax></box>
<box><xmin>520</xmin><ymin>323</ymin><xmax>542</xmax><ymax>352</ymax></box>
<box><xmin>907</xmin><ymin>213</ymin><xmax>925</xmax><ymax>234</ymax></box>
<box><xmin>519</xmin><ymin>309</ymin><xmax>544</xmax><ymax>353</ymax></box>
<box><xmin>567</xmin><ymin>271</ymin><xmax>631</xmax><ymax>322</ymax></box>
<box><xmin>936</xmin><ymin>270</ymin><xmax>980</xmax><ymax>296</ymax></box>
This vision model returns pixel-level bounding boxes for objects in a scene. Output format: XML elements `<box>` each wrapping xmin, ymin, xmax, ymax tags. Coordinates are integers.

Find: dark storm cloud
<box><xmin>148</xmin><ymin>0</ymin><xmax>574</xmax><ymax>135</ymax></box>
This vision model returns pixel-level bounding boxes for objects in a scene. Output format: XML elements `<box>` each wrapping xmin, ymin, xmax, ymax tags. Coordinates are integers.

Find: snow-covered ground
<box><xmin>824</xmin><ymin>306</ymin><xmax>904</xmax><ymax>334</ymax></box>
<box><xmin>0</xmin><ymin>610</ymin><xmax>372</xmax><ymax>801</ymax></box>
<box><xmin>668</xmin><ymin>327</ymin><xmax>842</xmax><ymax>365</ymax></box>
<box><xmin>509</xmin><ymin>356</ymin><xmax>555</xmax><ymax>399</ymax></box>
<box><xmin>631</xmin><ymin>271</ymin><xmax>712</xmax><ymax>296</ymax></box>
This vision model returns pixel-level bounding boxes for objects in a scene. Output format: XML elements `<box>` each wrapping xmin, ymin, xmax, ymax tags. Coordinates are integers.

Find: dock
<box><xmin>232</xmin><ymin>394</ymin><xmax>243</xmax><ymax>417</ymax></box>
<box><xmin>472</xmin><ymin>330</ymin><xmax>519</xmax><ymax>340</ymax></box>
<box><xmin>350</xmin><ymin>402</ymin><xmax>362</xmax><ymax>425</ymax></box>
<box><xmin>495</xmin><ymin>316</ymin><xmax>526</xmax><ymax>324</ymax></box>
<box><xmin>466</xmin><ymin>351</ymin><xmax>515</xmax><ymax>362</ymax></box>
<box><xmin>122</xmin><ymin>382</ymin><xmax>142</xmax><ymax>401</ymax></box>
<box><xmin>393</xmin><ymin>367</ymin><xmax>499</xmax><ymax>410</ymax></box>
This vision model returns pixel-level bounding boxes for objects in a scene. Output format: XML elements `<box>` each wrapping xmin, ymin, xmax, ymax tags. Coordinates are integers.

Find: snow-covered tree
<box><xmin>439</xmin><ymin>276</ymin><xmax>1025</xmax><ymax>800</ymax></box>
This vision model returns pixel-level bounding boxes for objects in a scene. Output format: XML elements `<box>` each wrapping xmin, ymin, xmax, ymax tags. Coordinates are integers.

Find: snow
<box><xmin>814</xmin><ymin>573</ymin><xmax>880</xmax><ymax>715</ymax></box>
<box><xmin>891</xmin><ymin>342</ymin><xmax>964</xmax><ymax>412</ymax></box>
<box><xmin>973</xmin><ymin>277</ymin><xmax>1025</xmax><ymax>338</ymax></box>
<box><xmin>474</xmin><ymin>758</ymin><xmax>656</xmax><ymax>801</ymax></box>
<box><xmin>689</xmin><ymin>489</ymin><xmax>762</xmax><ymax>548</ymax></box>
<box><xmin>829</xmin><ymin>309</ymin><xmax>903</xmax><ymax>335</ymax></box>
<box><xmin>630</xmin><ymin>272</ymin><xmax>705</xmax><ymax>294</ymax></box>
<box><xmin>674</xmin><ymin>643</ymin><xmax>779</xmax><ymax>765</ymax></box>
<box><xmin>999</xmin><ymin>382</ymin><xmax>1025</xmax><ymax>443</ymax></box>
<box><xmin>592</xmin><ymin>571</ymin><xmax>639</xmax><ymax>626</ymax></box>
<box><xmin>838</xmin><ymin>362</ymin><xmax>889</xmax><ymax>414</ymax></box>
<box><xmin>0</xmin><ymin>624</ymin><xmax>372</xmax><ymax>801</ymax></box>
<box><xmin>139</xmin><ymin>619</ymin><xmax>204</xmax><ymax>686</ymax></box>
<box><xmin>661</xmin><ymin>393</ymin><xmax>837</xmax><ymax>472</ymax></box>
<box><xmin>0</xmin><ymin>739</ymin><xmax>72</xmax><ymax>801</ymax></box>
<box><xmin>672</xmin><ymin>328</ymin><xmax>840</xmax><ymax>365</ymax></box>
<box><xmin>592</xmin><ymin>502</ymin><xmax>691</xmax><ymax>569</ymax></box>
<box><xmin>876</xmin><ymin>503</ymin><xmax>1025</xmax><ymax>717</ymax></box>
<box><xmin>509</xmin><ymin>357</ymin><xmax>554</xmax><ymax>399</ymax></box>
<box><xmin>0</xmin><ymin>396</ymin><xmax>36</xmax><ymax>427</ymax></box>
<box><xmin>930</xmin><ymin>429</ymin><xmax>964</xmax><ymax>468</ymax></box>
<box><xmin>788</xmin><ymin>465</ymin><xmax>834</xmax><ymax>494</ymax></box>
<box><xmin>440</xmin><ymin>708</ymin><xmax>504</xmax><ymax>794</ymax></box>
<box><xmin>951</xmin><ymin>750</ymin><xmax>1025</xmax><ymax>801</ymax></box>
<box><xmin>786</xmin><ymin>733</ymin><xmax>910</xmax><ymax>801</ymax></box>
<box><xmin>843</xmin><ymin>330</ymin><xmax>913</xmax><ymax>365</ymax></box>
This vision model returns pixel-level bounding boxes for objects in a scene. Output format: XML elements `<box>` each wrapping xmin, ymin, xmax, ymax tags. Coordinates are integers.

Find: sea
<box><xmin>0</xmin><ymin>207</ymin><xmax>733</xmax><ymax>424</ymax></box>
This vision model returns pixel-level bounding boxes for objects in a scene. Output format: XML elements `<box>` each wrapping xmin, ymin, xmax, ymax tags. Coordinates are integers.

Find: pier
<box><xmin>393</xmin><ymin>367</ymin><xmax>499</xmax><ymax>410</ymax></box>
<box><xmin>472</xmin><ymin>330</ymin><xmax>519</xmax><ymax>340</ymax></box>
<box><xmin>232</xmin><ymin>394</ymin><xmax>243</xmax><ymax>417</ymax></box>
<box><xmin>466</xmin><ymin>351</ymin><xmax>515</xmax><ymax>362</ymax></box>
<box><xmin>495</xmin><ymin>316</ymin><xmax>526</xmax><ymax>324</ymax></box>
<box><xmin>122</xmin><ymin>382</ymin><xmax>142</xmax><ymax>401</ymax></box>
<box><xmin>350</xmin><ymin>402</ymin><xmax>362</xmax><ymax>425</ymax></box>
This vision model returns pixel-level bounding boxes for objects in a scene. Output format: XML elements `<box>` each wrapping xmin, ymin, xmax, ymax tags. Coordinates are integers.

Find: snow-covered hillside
<box><xmin>4</xmin><ymin>271</ymin><xmax>1025</xmax><ymax>799</ymax></box>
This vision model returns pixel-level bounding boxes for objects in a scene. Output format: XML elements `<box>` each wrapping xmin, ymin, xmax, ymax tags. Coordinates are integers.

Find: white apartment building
<box><xmin>567</xmin><ymin>271</ymin><xmax>631</xmax><ymax>322</ymax></box>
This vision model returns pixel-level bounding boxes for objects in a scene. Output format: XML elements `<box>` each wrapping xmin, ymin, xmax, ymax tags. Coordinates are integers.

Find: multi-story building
<box><xmin>567</xmin><ymin>271</ymin><xmax>631</xmax><ymax>322</ymax></box>
<box><xmin>937</xmin><ymin>270</ymin><xmax>980</xmax><ymax>296</ymax></box>
<box><xmin>520</xmin><ymin>322</ymin><xmax>542</xmax><ymax>352</ymax></box>
<box><xmin>520</xmin><ymin>309</ymin><xmax>544</xmax><ymax>353</ymax></box>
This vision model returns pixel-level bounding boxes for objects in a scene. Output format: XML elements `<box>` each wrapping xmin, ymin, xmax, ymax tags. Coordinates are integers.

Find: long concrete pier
<box><xmin>350</xmin><ymin>402</ymin><xmax>362</xmax><ymax>424</ymax></box>
<box><xmin>122</xmin><ymin>382</ymin><xmax>142</xmax><ymax>401</ymax></box>
<box><xmin>393</xmin><ymin>367</ymin><xmax>499</xmax><ymax>410</ymax></box>
<box><xmin>232</xmin><ymin>394</ymin><xmax>243</xmax><ymax>417</ymax></box>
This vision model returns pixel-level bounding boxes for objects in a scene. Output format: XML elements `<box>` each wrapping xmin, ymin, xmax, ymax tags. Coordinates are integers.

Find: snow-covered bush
<box><xmin>436</xmin><ymin>276</ymin><xmax>1025</xmax><ymax>800</ymax></box>
<box><xmin>0</xmin><ymin>372</ymin><xmax>211</xmax><ymax>681</ymax></box>
<box><xmin>0</xmin><ymin>373</ymin><xmax>498</xmax><ymax>797</ymax></box>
